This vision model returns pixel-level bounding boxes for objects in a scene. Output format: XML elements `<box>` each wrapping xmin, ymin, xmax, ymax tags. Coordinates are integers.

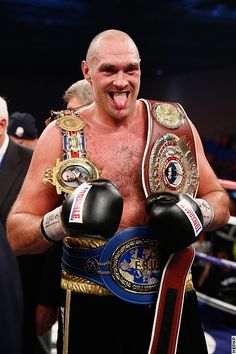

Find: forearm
<box><xmin>200</xmin><ymin>189</ymin><xmax>230</xmax><ymax>231</ymax></box>
<box><xmin>7</xmin><ymin>179</ymin><xmax>123</xmax><ymax>254</ymax></box>
<box><xmin>7</xmin><ymin>213</ymin><xmax>51</xmax><ymax>255</ymax></box>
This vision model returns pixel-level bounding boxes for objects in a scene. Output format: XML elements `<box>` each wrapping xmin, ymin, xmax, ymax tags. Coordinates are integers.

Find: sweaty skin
<box><xmin>7</xmin><ymin>29</ymin><xmax>230</xmax><ymax>255</ymax></box>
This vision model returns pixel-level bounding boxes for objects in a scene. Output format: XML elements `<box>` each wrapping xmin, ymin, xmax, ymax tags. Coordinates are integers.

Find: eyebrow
<box><xmin>99</xmin><ymin>61</ymin><xmax>140</xmax><ymax>72</ymax></box>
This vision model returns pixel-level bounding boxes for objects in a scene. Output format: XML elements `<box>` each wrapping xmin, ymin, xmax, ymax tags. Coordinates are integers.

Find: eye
<box><xmin>105</xmin><ymin>66</ymin><xmax>116</xmax><ymax>74</ymax></box>
<box><xmin>125</xmin><ymin>63</ymin><xmax>140</xmax><ymax>74</ymax></box>
<box><xmin>99</xmin><ymin>64</ymin><xmax>117</xmax><ymax>74</ymax></box>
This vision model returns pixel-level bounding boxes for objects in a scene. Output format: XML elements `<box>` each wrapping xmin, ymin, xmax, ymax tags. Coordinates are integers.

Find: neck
<box><xmin>90</xmin><ymin>101</ymin><xmax>141</xmax><ymax>130</ymax></box>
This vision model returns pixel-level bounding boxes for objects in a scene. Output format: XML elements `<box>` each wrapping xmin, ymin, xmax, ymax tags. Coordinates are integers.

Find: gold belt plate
<box><xmin>43</xmin><ymin>157</ymin><xmax>100</xmax><ymax>194</ymax></box>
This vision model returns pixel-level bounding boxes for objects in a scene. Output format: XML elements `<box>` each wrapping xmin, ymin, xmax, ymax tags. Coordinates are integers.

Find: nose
<box><xmin>113</xmin><ymin>71</ymin><xmax>128</xmax><ymax>89</ymax></box>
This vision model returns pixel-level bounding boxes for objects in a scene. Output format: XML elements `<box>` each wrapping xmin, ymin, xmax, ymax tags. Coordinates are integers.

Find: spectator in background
<box><xmin>0</xmin><ymin>96</ymin><xmax>23</xmax><ymax>353</ymax></box>
<box><xmin>0</xmin><ymin>220</ymin><xmax>23</xmax><ymax>354</ymax></box>
<box><xmin>62</xmin><ymin>79</ymin><xmax>93</xmax><ymax>110</ymax></box>
<box><xmin>8</xmin><ymin>111</ymin><xmax>38</xmax><ymax>149</ymax></box>
<box><xmin>0</xmin><ymin>99</ymin><xmax>33</xmax><ymax>228</ymax></box>
<box><xmin>0</xmin><ymin>98</ymin><xmax>56</xmax><ymax>354</ymax></box>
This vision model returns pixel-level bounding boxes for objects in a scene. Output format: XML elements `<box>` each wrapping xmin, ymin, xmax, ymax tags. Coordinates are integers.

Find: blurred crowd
<box><xmin>203</xmin><ymin>132</ymin><xmax>236</xmax><ymax>181</ymax></box>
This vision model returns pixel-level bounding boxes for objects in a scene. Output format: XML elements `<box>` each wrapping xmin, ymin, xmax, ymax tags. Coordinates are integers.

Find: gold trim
<box><xmin>185</xmin><ymin>272</ymin><xmax>194</xmax><ymax>292</ymax></box>
<box><xmin>61</xmin><ymin>271</ymin><xmax>193</xmax><ymax>296</ymax></box>
<box><xmin>64</xmin><ymin>236</ymin><xmax>106</xmax><ymax>248</ymax></box>
<box><xmin>61</xmin><ymin>270</ymin><xmax>112</xmax><ymax>296</ymax></box>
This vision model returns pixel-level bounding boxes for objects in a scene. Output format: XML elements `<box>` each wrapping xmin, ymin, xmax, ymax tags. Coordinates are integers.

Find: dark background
<box><xmin>1</xmin><ymin>0</ymin><xmax>236</xmax><ymax>138</ymax></box>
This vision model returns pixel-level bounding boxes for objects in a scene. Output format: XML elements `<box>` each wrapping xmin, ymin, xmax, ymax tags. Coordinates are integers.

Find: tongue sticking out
<box><xmin>113</xmin><ymin>93</ymin><xmax>127</xmax><ymax>110</ymax></box>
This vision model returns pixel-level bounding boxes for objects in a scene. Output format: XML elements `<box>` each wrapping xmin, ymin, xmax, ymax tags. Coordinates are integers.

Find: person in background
<box><xmin>0</xmin><ymin>97</ymin><xmax>23</xmax><ymax>354</ymax></box>
<box><xmin>0</xmin><ymin>98</ymin><xmax>56</xmax><ymax>354</ymax></box>
<box><xmin>7</xmin><ymin>30</ymin><xmax>230</xmax><ymax>354</ymax></box>
<box><xmin>8</xmin><ymin>111</ymin><xmax>38</xmax><ymax>149</ymax></box>
<box><xmin>63</xmin><ymin>78</ymin><xmax>93</xmax><ymax>111</ymax></box>
<box><xmin>0</xmin><ymin>99</ymin><xmax>33</xmax><ymax>228</ymax></box>
<box><xmin>0</xmin><ymin>220</ymin><xmax>23</xmax><ymax>354</ymax></box>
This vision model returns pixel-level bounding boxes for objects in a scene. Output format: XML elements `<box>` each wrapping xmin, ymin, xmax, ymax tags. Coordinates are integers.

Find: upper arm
<box><xmin>189</xmin><ymin>120</ymin><xmax>230</xmax><ymax>228</ymax></box>
<box><xmin>190</xmin><ymin>121</ymin><xmax>225</xmax><ymax>198</ymax></box>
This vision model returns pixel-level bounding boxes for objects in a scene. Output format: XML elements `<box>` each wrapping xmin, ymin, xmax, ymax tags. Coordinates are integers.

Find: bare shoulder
<box><xmin>31</xmin><ymin>120</ymin><xmax>63</xmax><ymax>171</ymax></box>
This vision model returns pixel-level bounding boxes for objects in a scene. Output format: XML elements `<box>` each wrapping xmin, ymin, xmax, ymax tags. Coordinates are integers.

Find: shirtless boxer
<box><xmin>7</xmin><ymin>29</ymin><xmax>230</xmax><ymax>354</ymax></box>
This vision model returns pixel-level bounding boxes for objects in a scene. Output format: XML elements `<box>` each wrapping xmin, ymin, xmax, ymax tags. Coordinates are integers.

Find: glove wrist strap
<box><xmin>41</xmin><ymin>206</ymin><xmax>66</xmax><ymax>242</ymax></box>
<box><xmin>40</xmin><ymin>220</ymin><xmax>57</xmax><ymax>243</ymax></box>
<box><xmin>195</xmin><ymin>198</ymin><xmax>214</xmax><ymax>228</ymax></box>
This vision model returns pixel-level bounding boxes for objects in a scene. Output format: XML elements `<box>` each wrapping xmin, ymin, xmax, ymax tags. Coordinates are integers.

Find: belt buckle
<box><xmin>100</xmin><ymin>226</ymin><xmax>161</xmax><ymax>304</ymax></box>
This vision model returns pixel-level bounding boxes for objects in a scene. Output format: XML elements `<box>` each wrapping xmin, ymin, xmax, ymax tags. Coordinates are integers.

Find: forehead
<box><xmin>90</xmin><ymin>37</ymin><xmax>140</xmax><ymax>67</ymax></box>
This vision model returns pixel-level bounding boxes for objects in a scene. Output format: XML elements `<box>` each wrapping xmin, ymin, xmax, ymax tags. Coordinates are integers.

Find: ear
<box><xmin>81</xmin><ymin>60</ymin><xmax>91</xmax><ymax>83</ymax></box>
<box><xmin>0</xmin><ymin>118</ymin><xmax>7</xmax><ymax>134</ymax></box>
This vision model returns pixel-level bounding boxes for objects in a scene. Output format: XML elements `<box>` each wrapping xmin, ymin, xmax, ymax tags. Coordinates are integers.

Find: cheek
<box><xmin>92</xmin><ymin>86</ymin><xmax>105</xmax><ymax>103</ymax></box>
<box><xmin>92</xmin><ymin>78</ymin><xmax>108</xmax><ymax>95</ymax></box>
<box><xmin>132</xmin><ymin>74</ymin><xmax>141</xmax><ymax>87</ymax></box>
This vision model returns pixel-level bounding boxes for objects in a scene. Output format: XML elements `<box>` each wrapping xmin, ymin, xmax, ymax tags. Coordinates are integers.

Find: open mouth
<box><xmin>109</xmin><ymin>92</ymin><xmax>129</xmax><ymax>109</ymax></box>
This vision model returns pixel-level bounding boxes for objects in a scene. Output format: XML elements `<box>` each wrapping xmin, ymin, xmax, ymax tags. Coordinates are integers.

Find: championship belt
<box><xmin>61</xmin><ymin>226</ymin><xmax>162</xmax><ymax>304</ymax></box>
<box><xmin>61</xmin><ymin>226</ymin><xmax>193</xmax><ymax>305</ymax></box>
<box><xmin>141</xmin><ymin>99</ymin><xmax>199</xmax><ymax>354</ymax></box>
<box><xmin>141</xmin><ymin>99</ymin><xmax>199</xmax><ymax>197</ymax></box>
<box><xmin>42</xmin><ymin>110</ymin><xmax>100</xmax><ymax>194</ymax></box>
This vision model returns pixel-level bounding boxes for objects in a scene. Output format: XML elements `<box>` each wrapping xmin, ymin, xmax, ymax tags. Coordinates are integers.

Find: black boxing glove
<box><xmin>41</xmin><ymin>179</ymin><xmax>123</xmax><ymax>242</ymax></box>
<box><xmin>146</xmin><ymin>192</ymin><xmax>213</xmax><ymax>253</ymax></box>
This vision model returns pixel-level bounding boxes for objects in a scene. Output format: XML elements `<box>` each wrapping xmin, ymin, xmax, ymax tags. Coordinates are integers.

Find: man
<box><xmin>7</xmin><ymin>111</ymin><xmax>38</xmax><ymax>149</ymax></box>
<box><xmin>63</xmin><ymin>78</ymin><xmax>93</xmax><ymax>111</ymax></box>
<box><xmin>0</xmin><ymin>98</ymin><xmax>56</xmax><ymax>354</ymax></box>
<box><xmin>0</xmin><ymin>220</ymin><xmax>23</xmax><ymax>354</ymax></box>
<box><xmin>0</xmin><ymin>97</ymin><xmax>23</xmax><ymax>353</ymax></box>
<box><xmin>0</xmin><ymin>102</ymin><xmax>33</xmax><ymax>228</ymax></box>
<box><xmin>7</xmin><ymin>30</ymin><xmax>230</xmax><ymax>354</ymax></box>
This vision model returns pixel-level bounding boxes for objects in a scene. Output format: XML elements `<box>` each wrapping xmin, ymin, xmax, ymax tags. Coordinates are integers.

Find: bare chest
<box><xmin>85</xmin><ymin>127</ymin><xmax>146</xmax><ymax>198</ymax></box>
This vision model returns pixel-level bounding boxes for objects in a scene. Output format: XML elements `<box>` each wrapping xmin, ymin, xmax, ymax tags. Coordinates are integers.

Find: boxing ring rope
<box><xmin>219</xmin><ymin>178</ymin><xmax>236</xmax><ymax>190</ymax></box>
<box><xmin>196</xmin><ymin>291</ymin><xmax>236</xmax><ymax>316</ymax></box>
<box><xmin>195</xmin><ymin>252</ymin><xmax>236</xmax><ymax>270</ymax></box>
<box><xmin>195</xmin><ymin>221</ymin><xmax>236</xmax><ymax>315</ymax></box>
<box><xmin>195</xmin><ymin>169</ymin><xmax>236</xmax><ymax>314</ymax></box>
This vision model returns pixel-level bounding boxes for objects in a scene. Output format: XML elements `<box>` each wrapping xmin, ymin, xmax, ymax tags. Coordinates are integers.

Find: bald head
<box><xmin>63</xmin><ymin>79</ymin><xmax>93</xmax><ymax>110</ymax></box>
<box><xmin>0</xmin><ymin>96</ymin><xmax>9</xmax><ymax>123</ymax></box>
<box><xmin>0</xmin><ymin>96</ymin><xmax>9</xmax><ymax>147</ymax></box>
<box><xmin>86</xmin><ymin>29</ymin><xmax>140</xmax><ymax>66</ymax></box>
